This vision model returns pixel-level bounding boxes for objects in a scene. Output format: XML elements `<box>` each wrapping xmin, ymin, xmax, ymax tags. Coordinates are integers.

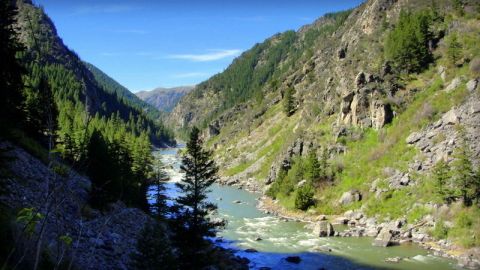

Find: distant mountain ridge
<box><xmin>136</xmin><ymin>86</ymin><xmax>194</xmax><ymax>112</ymax></box>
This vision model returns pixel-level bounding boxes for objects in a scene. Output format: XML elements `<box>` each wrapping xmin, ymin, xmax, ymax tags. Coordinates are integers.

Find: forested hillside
<box><xmin>169</xmin><ymin>0</ymin><xmax>480</xmax><ymax>266</ymax></box>
<box><xmin>1</xmin><ymin>0</ymin><xmax>175</xmax><ymax>211</ymax></box>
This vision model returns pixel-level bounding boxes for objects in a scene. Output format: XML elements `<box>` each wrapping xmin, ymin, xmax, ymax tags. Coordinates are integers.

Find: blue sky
<box><xmin>35</xmin><ymin>0</ymin><xmax>364</xmax><ymax>92</ymax></box>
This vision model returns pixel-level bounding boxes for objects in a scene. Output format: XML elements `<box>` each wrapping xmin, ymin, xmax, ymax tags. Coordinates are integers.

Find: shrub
<box><xmin>295</xmin><ymin>184</ymin><xmax>315</xmax><ymax>210</ymax></box>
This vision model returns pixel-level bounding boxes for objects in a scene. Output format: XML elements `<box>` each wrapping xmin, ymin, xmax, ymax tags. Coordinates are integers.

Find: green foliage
<box><xmin>295</xmin><ymin>184</ymin><xmax>315</xmax><ymax>210</ymax></box>
<box><xmin>446</xmin><ymin>33</ymin><xmax>463</xmax><ymax>66</ymax></box>
<box><xmin>283</xmin><ymin>87</ymin><xmax>296</xmax><ymax>116</ymax></box>
<box><xmin>431</xmin><ymin>219</ymin><xmax>449</xmax><ymax>239</ymax></box>
<box><xmin>451</xmin><ymin>137</ymin><xmax>477</xmax><ymax>206</ymax></box>
<box><xmin>432</xmin><ymin>159</ymin><xmax>455</xmax><ymax>203</ymax></box>
<box><xmin>16</xmin><ymin>207</ymin><xmax>43</xmax><ymax>236</ymax></box>
<box><xmin>0</xmin><ymin>0</ymin><xmax>25</xmax><ymax>129</ymax></box>
<box><xmin>385</xmin><ymin>10</ymin><xmax>433</xmax><ymax>73</ymax></box>
<box><xmin>131</xmin><ymin>221</ymin><xmax>177</xmax><ymax>270</ymax></box>
<box><xmin>172</xmin><ymin>127</ymin><xmax>224</xmax><ymax>268</ymax></box>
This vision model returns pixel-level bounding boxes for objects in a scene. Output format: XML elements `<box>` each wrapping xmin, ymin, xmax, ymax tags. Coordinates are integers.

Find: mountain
<box><xmin>84</xmin><ymin>62</ymin><xmax>162</xmax><ymax>119</ymax></box>
<box><xmin>169</xmin><ymin>0</ymin><xmax>480</xmax><ymax>265</ymax></box>
<box><xmin>136</xmin><ymin>86</ymin><xmax>194</xmax><ymax>112</ymax></box>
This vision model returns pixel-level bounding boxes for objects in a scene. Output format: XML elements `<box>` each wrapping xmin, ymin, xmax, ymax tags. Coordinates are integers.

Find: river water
<box><xmin>151</xmin><ymin>147</ymin><xmax>459</xmax><ymax>270</ymax></box>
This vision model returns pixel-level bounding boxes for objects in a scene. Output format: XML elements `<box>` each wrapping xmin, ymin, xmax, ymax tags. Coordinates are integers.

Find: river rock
<box><xmin>285</xmin><ymin>256</ymin><xmax>301</xmax><ymax>264</ymax></box>
<box><xmin>338</xmin><ymin>190</ymin><xmax>362</xmax><ymax>205</ymax></box>
<box><xmin>373</xmin><ymin>228</ymin><xmax>393</xmax><ymax>247</ymax></box>
<box><xmin>244</xmin><ymin>248</ymin><xmax>258</xmax><ymax>253</ymax></box>
<box><xmin>385</xmin><ymin>257</ymin><xmax>402</xmax><ymax>263</ymax></box>
<box><xmin>313</xmin><ymin>220</ymin><xmax>335</xmax><ymax>237</ymax></box>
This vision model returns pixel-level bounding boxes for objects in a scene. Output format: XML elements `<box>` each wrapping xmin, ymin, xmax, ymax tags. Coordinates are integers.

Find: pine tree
<box><xmin>452</xmin><ymin>140</ymin><xmax>475</xmax><ymax>206</ymax></box>
<box><xmin>131</xmin><ymin>221</ymin><xmax>177</xmax><ymax>270</ymax></box>
<box><xmin>150</xmin><ymin>158</ymin><xmax>169</xmax><ymax>218</ymax></box>
<box><xmin>173</xmin><ymin>127</ymin><xmax>224</xmax><ymax>268</ymax></box>
<box><xmin>447</xmin><ymin>33</ymin><xmax>462</xmax><ymax>66</ymax></box>
<box><xmin>385</xmin><ymin>10</ymin><xmax>433</xmax><ymax>73</ymax></box>
<box><xmin>305</xmin><ymin>149</ymin><xmax>321</xmax><ymax>184</ymax></box>
<box><xmin>432</xmin><ymin>159</ymin><xmax>454</xmax><ymax>203</ymax></box>
<box><xmin>283</xmin><ymin>87</ymin><xmax>295</xmax><ymax>116</ymax></box>
<box><xmin>0</xmin><ymin>0</ymin><xmax>25</xmax><ymax>129</ymax></box>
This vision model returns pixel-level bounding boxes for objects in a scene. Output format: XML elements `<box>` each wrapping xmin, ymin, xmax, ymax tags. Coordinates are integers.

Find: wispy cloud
<box><xmin>172</xmin><ymin>72</ymin><xmax>210</xmax><ymax>78</ymax></box>
<box><xmin>167</xmin><ymin>49</ymin><xmax>242</xmax><ymax>62</ymax></box>
<box><xmin>73</xmin><ymin>4</ymin><xmax>139</xmax><ymax>15</ymax></box>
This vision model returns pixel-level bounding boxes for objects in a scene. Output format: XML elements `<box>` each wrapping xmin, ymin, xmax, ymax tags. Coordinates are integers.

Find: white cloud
<box><xmin>172</xmin><ymin>72</ymin><xmax>210</xmax><ymax>78</ymax></box>
<box><xmin>168</xmin><ymin>49</ymin><xmax>242</xmax><ymax>62</ymax></box>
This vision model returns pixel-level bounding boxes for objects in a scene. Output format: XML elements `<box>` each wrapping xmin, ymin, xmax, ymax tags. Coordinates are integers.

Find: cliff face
<box><xmin>136</xmin><ymin>86</ymin><xmax>194</xmax><ymax>113</ymax></box>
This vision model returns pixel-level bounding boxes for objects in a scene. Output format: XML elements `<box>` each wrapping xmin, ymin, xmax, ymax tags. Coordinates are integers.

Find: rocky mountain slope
<box><xmin>136</xmin><ymin>86</ymin><xmax>194</xmax><ymax>112</ymax></box>
<box><xmin>169</xmin><ymin>0</ymin><xmax>480</xmax><ymax>267</ymax></box>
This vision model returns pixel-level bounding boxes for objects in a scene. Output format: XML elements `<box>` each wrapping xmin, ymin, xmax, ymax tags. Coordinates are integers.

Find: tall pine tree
<box><xmin>173</xmin><ymin>127</ymin><xmax>224</xmax><ymax>268</ymax></box>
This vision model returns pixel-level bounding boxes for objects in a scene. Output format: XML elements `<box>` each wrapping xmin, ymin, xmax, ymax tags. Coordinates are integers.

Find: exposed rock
<box><xmin>466</xmin><ymin>78</ymin><xmax>478</xmax><ymax>92</ymax></box>
<box><xmin>338</xmin><ymin>190</ymin><xmax>362</xmax><ymax>205</ymax></box>
<box><xmin>373</xmin><ymin>228</ymin><xmax>394</xmax><ymax>247</ymax></box>
<box><xmin>297</xmin><ymin>179</ymin><xmax>307</xmax><ymax>188</ymax></box>
<box><xmin>442</xmin><ymin>108</ymin><xmax>460</xmax><ymax>125</ymax></box>
<box><xmin>355</xmin><ymin>72</ymin><xmax>367</xmax><ymax>88</ymax></box>
<box><xmin>285</xmin><ymin>256</ymin><xmax>301</xmax><ymax>264</ymax></box>
<box><xmin>406</xmin><ymin>132</ymin><xmax>423</xmax><ymax>144</ymax></box>
<box><xmin>313</xmin><ymin>220</ymin><xmax>335</xmax><ymax>237</ymax></box>
<box><xmin>244</xmin><ymin>248</ymin><xmax>258</xmax><ymax>253</ymax></box>
<box><xmin>385</xmin><ymin>257</ymin><xmax>402</xmax><ymax>263</ymax></box>
<box><xmin>445</xmin><ymin>77</ymin><xmax>462</xmax><ymax>93</ymax></box>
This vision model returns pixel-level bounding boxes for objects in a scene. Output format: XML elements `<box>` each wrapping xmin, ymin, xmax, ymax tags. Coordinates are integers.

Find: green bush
<box><xmin>295</xmin><ymin>184</ymin><xmax>315</xmax><ymax>210</ymax></box>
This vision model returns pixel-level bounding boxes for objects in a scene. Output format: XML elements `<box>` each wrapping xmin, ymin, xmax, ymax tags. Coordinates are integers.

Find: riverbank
<box><xmin>256</xmin><ymin>194</ymin><xmax>480</xmax><ymax>269</ymax></box>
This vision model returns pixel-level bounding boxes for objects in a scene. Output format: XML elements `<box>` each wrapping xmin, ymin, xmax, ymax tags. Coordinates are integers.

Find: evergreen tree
<box><xmin>173</xmin><ymin>127</ymin><xmax>224</xmax><ymax>268</ymax></box>
<box><xmin>150</xmin><ymin>158</ymin><xmax>169</xmax><ymax>218</ymax></box>
<box><xmin>305</xmin><ymin>148</ymin><xmax>321</xmax><ymax>184</ymax></box>
<box><xmin>0</xmin><ymin>0</ymin><xmax>25</xmax><ymax>129</ymax></box>
<box><xmin>452</xmin><ymin>142</ymin><xmax>476</xmax><ymax>206</ymax></box>
<box><xmin>447</xmin><ymin>33</ymin><xmax>462</xmax><ymax>66</ymax></box>
<box><xmin>131</xmin><ymin>221</ymin><xmax>177</xmax><ymax>270</ymax></box>
<box><xmin>294</xmin><ymin>184</ymin><xmax>315</xmax><ymax>210</ymax></box>
<box><xmin>385</xmin><ymin>10</ymin><xmax>433</xmax><ymax>73</ymax></box>
<box><xmin>432</xmin><ymin>159</ymin><xmax>454</xmax><ymax>203</ymax></box>
<box><xmin>283</xmin><ymin>87</ymin><xmax>295</xmax><ymax>116</ymax></box>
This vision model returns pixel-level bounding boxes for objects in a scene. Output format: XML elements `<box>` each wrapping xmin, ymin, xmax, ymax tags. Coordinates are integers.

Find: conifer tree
<box><xmin>452</xmin><ymin>141</ymin><xmax>475</xmax><ymax>206</ymax></box>
<box><xmin>432</xmin><ymin>159</ymin><xmax>454</xmax><ymax>203</ymax></box>
<box><xmin>283</xmin><ymin>87</ymin><xmax>295</xmax><ymax>116</ymax></box>
<box><xmin>447</xmin><ymin>33</ymin><xmax>462</xmax><ymax>66</ymax></box>
<box><xmin>173</xmin><ymin>127</ymin><xmax>224</xmax><ymax>268</ymax></box>
<box><xmin>0</xmin><ymin>0</ymin><xmax>24</xmax><ymax>129</ymax></box>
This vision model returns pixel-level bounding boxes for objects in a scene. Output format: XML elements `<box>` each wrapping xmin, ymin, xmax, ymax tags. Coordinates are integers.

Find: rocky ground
<box><xmin>0</xmin><ymin>141</ymin><xmax>249</xmax><ymax>270</ymax></box>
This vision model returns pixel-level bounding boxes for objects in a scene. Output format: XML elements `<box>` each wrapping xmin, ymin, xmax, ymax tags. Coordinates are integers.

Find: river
<box><xmin>150</xmin><ymin>147</ymin><xmax>459</xmax><ymax>270</ymax></box>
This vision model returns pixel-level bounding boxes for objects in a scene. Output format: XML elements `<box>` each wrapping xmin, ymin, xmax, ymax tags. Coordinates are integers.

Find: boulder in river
<box><xmin>244</xmin><ymin>248</ymin><xmax>258</xmax><ymax>253</ymax></box>
<box><xmin>285</xmin><ymin>256</ymin><xmax>301</xmax><ymax>264</ymax></box>
<box><xmin>313</xmin><ymin>220</ymin><xmax>335</xmax><ymax>237</ymax></box>
<box><xmin>373</xmin><ymin>228</ymin><xmax>393</xmax><ymax>247</ymax></box>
